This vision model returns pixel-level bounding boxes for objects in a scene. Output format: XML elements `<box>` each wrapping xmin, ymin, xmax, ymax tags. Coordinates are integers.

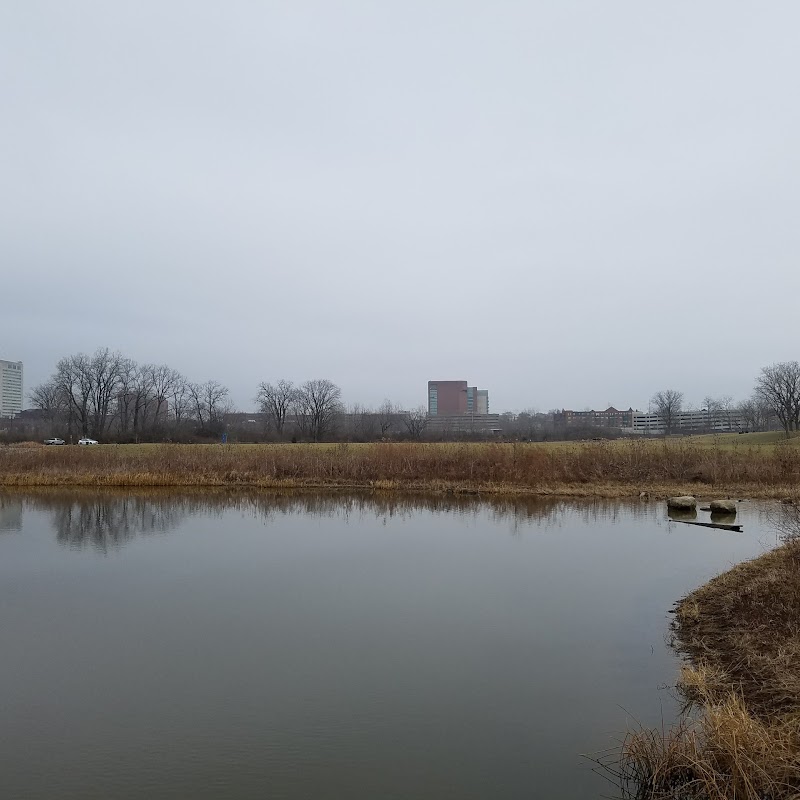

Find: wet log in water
<box><xmin>669</xmin><ymin>518</ymin><xmax>742</xmax><ymax>532</ymax></box>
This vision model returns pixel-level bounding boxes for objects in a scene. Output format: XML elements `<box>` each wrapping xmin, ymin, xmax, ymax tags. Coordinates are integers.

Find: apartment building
<box><xmin>427</xmin><ymin>380</ymin><xmax>490</xmax><ymax>417</ymax></box>
<box><xmin>0</xmin><ymin>359</ymin><xmax>23</xmax><ymax>418</ymax></box>
<box><xmin>554</xmin><ymin>407</ymin><xmax>635</xmax><ymax>429</ymax></box>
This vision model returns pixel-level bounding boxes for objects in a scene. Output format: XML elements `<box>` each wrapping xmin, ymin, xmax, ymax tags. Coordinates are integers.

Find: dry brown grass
<box><xmin>603</xmin><ymin>536</ymin><xmax>800</xmax><ymax>799</ymax></box>
<box><xmin>1</xmin><ymin>440</ymin><xmax>799</xmax><ymax>496</ymax></box>
<box><xmin>611</xmin><ymin>691</ymin><xmax>799</xmax><ymax>799</ymax></box>
<box><xmin>675</xmin><ymin>539</ymin><xmax>800</xmax><ymax>719</ymax></box>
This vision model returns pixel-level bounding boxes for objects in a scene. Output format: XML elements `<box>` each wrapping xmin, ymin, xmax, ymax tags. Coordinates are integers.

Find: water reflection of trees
<box><xmin>25</xmin><ymin>492</ymin><xmax>198</xmax><ymax>552</ymax></box>
<box><xmin>161</xmin><ymin>491</ymin><xmax>655</xmax><ymax>536</ymax></box>
<box><xmin>14</xmin><ymin>489</ymin><xmax>657</xmax><ymax>553</ymax></box>
<box><xmin>0</xmin><ymin>496</ymin><xmax>23</xmax><ymax>532</ymax></box>
<box><xmin>233</xmin><ymin>492</ymin><xmax>655</xmax><ymax>532</ymax></box>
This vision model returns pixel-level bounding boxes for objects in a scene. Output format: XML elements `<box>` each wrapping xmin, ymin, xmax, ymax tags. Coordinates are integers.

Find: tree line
<box><xmin>10</xmin><ymin>350</ymin><xmax>800</xmax><ymax>443</ymax></box>
<box><xmin>22</xmin><ymin>348</ymin><xmax>424</xmax><ymax>443</ymax></box>
<box><xmin>255</xmin><ymin>382</ymin><xmax>434</xmax><ymax>441</ymax></box>
<box><xmin>29</xmin><ymin>349</ymin><xmax>232</xmax><ymax>440</ymax></box>
<box><xmin>650</xmin><ymin>360</ymin><xmax>800</xmax><ymax>437</ymax></box>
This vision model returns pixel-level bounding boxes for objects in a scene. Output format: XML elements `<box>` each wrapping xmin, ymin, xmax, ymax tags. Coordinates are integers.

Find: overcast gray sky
<box><xmin>2</xmin><ymin>2</ymin><xmax>798</xmax><ymax>413</ymax></box>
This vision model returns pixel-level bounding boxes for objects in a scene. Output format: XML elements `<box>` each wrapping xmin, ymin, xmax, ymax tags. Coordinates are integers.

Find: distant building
<box><xmin>428</xmin><ymin>381</ymin><xmax>466</xmax><ymax>415</ymax></box>
<box><xmin>0</xmin><ymin>359</ymin><xmax>23</xmax><ymax>418</ymax></box>
<box><xmin>632</xmin><ymin>410</ymin><xmax>746</xmax><ymax>434</ymax></box>
<box><xmin>425</xmin><ymin>413</ymin><xmax>502</xmax><ymax>436</ymax></box>
<box><xmin>554</xmin><ymin>406</ymin><xmax>748</xmax><ymax>434</ymax></box>
<box><xmin>554</xmin><ymin>407</ymin><xmax>635</xmax><ymax>429</ymax></box>
<box><xmin>427</xmin><ymin>380</ymin><xmax>490</xmax><ymax>416</ymax></box>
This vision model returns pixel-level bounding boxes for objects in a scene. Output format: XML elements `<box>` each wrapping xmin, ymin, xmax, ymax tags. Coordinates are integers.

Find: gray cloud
<box><xmin>3</xmin><ymin>1</ymin><xmax>799</xmax><ymax>412</ymax></box>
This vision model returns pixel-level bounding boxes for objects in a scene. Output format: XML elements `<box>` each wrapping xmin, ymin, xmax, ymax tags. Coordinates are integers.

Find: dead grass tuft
<box><xmin>601</xmin><ymin>536</ymin><xmax>800</xmax><ymax>799</ymax></box>
<box><xmin>613</xmin><ymin>693</ymin><xmax>799</xmax><ymax>799</ymax></box>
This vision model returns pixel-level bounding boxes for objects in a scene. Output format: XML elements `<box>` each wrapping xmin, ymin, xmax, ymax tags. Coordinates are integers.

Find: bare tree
<box><xmin>115</xmin><ymin>359</ymin><xmax>137</xmax><ymax>435</ymax></box>
<box><xmin>376</xmin><ymin>399</ymin><xmax>396</xmax><ymax>437</ymax></box>
<box><xmin>651</xmin><ymin>389</ymin><xmax>684</xmax><ymax>434</ymax></box>
<box><xmin>349</xmin><ymin>404</ymin><xmax>378</xmax><ymax>441</ymax></box>
<box><xmin>169</xmin><ymin>375</ymin><xmax>191</xmax><ymax>430</ymax></box>
<box><xmin>189</xmin><ymin>380</ymin><xmax>231</xmax><ymax>435</ymax></box>
<box><xmin>29</xmin><ymin>378</ymin><xmax>70</xmax><ymax>434</ymax></box>
<box><xmin>293</xmin><ymin>379</ymin><xmax>342</xmax><ymax>442</ymax></box>
<box><xmin>702</xmin><ymin>395</ymin><xmax>736</xmax><ymax>432</ymax></box>
<box><xmin>737</xmin><ymin>393</ymin><xmax>772</xmax><ymax>433</ymax></box>
<box><xmin>54</xmin><ymin>352</ymin><xmax>93</xmax><ymax>437</ymax></box>
<box><xmin>255</xmin><ymin>379</ymin><xmax>295</xmax><ymax>437</ymax></box>
<box><xmin>87</xmin><ymin>348</ymin><xmax>127</xmax><ymax>439</ymax></box>
<box><xmin>32</xmin><ymin>348</ymin><xmax>233</xmax><ymax>442</ymax></box>
<box><xmin>756</xmin><ymin>361</ymin><xmax>800</xmax><ymax>436</ymax></box>
<box><xmin>50</xmin><ymin>349</ymin><xmax>126</xmax><ymax>439</ymax></box>
<box><xmin>148</xmin><ymin>364</ymin><xmax>182</xmax><ymax>430</ymax></box>
<box><xmin>30</xmin><ymin>379</ymin><xmax>66</xmax><ymax>419</ymax></box>
<box><xmin>402</xmin><ymin>406</ymin><xmax>429</xmax><ymax>439</ymax></box>
<box><xmin>717</xmin><ymin>395</ymin><xmax>736</xmax><ymax>432</ymax></box>
<box><xmin>702</xmin><ymin>395</ymin><xmax>721</xmax><ymax>431</ymax></box>
<box><xmin>116</xmin><ymin>360</ymin><xmax>154</xmax><ymax>438</ymax></box>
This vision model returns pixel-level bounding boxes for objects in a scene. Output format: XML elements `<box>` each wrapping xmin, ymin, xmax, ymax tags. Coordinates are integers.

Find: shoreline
<box><xmin>615</xmin><ymin>533</ymin><xmax>800</xmax><ymax>798</ymax></box>
<box><xmin>0</xmin><ymin>473</ymin><xmax>797</xmax><ymax>503</ymax></box>
<box><xmin>0</xmin><ymin>473</ymin><xmax>797</xmax><ymax>500</ymax></box>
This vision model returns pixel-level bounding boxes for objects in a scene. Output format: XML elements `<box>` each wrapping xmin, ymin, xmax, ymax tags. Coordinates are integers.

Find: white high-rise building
<box><xmin>0</xmin><ymin>359</ymin><xmax>23</xmax><ymax>418</ymax></box>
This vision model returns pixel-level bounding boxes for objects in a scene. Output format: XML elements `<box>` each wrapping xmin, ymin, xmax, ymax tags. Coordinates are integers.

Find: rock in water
<box><xmin>667</xmin><ymin>496</ymin><xmax>697</xmax><ymax>510</ymax></box>
<box><xmin>709</xmin><ymin>499</ymin><xmax>736</xmax><ymax>514</ymax></box>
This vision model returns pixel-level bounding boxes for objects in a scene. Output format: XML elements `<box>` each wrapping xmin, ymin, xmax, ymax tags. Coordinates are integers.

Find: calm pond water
<box><xmin>0</xmin><ymin>490</ymin><xmax>783</xmax><ymax>800</ymax></box>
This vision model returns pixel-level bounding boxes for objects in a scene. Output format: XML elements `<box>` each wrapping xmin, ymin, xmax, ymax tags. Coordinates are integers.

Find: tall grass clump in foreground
<box><xmin>0</xmin><ymin>439</ymin><xmax>799</xmax><ymax>495</ymax></box>
<box><xmin>602</xmin><ymin>534</ymin><xmax>800</xmax><ymax>799</ymax></box>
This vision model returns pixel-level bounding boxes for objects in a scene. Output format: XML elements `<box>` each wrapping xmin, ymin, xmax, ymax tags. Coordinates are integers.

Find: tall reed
<box><xmin>1</xmin><ymin>441</ymin><xmax>798</xmax><ymax>494</ymax></box>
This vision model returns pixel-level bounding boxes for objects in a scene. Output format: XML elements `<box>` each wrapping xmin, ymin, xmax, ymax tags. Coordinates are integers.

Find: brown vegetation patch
<box><xmin>0</xmin><ymin>441</ymin><xmax>799</xmax><ymax>497</ymax></box>
<box><xmin>605</xmin><ymin>532</ymin><xmax>800</xmax><ymax>799</ymax></box>
<box><xmin>675</xmin><ymin>539</ymin><xmax>800</xmax><ymax>719</ymax></box>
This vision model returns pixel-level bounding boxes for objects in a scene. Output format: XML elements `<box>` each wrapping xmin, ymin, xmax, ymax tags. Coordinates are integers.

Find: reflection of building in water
<box><xmin>0</xmin><ymin>497</ymin><xmax>23</xmax><ymax>531</ymax></box>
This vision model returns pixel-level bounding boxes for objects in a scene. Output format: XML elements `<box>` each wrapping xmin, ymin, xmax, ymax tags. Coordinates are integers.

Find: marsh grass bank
<box><xmin>1</xmin><ymin>440</ymin><xmax>799</xmax><ymax>497</ymax></box>
<box><xmin>609</xmin><ymin>529</ymin><xmax>800</xmax><ymax>799</ymax></box>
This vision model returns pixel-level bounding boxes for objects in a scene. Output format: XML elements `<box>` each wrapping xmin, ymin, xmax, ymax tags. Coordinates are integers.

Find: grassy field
<box><xmin>678</xmin><ymin>431</ymin><xmax>800</xmax><ymax>448</ymax></box>
<box><xmin>1</xmin><ymin>436</ymin><xmax>799</xmax><ymax>496</ymax></box>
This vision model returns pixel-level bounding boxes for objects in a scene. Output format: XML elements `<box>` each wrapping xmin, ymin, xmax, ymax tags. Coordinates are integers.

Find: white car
<box><xmin>77</xmin><ymin>437</ymin><xmax>99</xmax><ymax>445</ymax></box>
<box><xmin>44</xmin><ymin>438</ymin><xmax>66</xmax><ymax>445</ymax></box>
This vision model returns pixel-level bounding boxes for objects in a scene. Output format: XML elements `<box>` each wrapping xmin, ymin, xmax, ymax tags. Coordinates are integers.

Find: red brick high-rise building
<box><xmin>427</xmin><ymin>381</ymin><xmax>488</xmax><ymax>416</ymax></box>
